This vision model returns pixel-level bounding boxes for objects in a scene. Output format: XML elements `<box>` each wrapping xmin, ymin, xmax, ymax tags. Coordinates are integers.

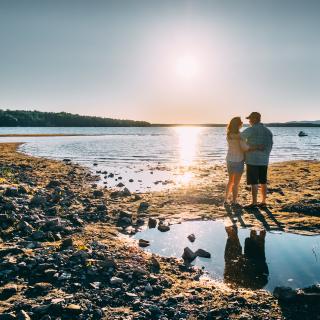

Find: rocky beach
<box><xmin>0</xmin><ymin>142</ymin><xmax>320</xmax><ymax>320</ymax></box>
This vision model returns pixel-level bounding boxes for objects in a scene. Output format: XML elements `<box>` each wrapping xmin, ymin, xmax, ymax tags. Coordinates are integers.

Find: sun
<box><xmin>175</xmin><ymin>54</ymin><xmax>200</xmax><ymax>80</ymax></box>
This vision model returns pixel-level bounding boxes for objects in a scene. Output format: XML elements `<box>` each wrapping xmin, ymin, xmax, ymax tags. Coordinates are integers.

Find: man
<box><xmin>241</xmin><ymin>112</ymin><xmax>273</xmax><ymax>207</ymax></box>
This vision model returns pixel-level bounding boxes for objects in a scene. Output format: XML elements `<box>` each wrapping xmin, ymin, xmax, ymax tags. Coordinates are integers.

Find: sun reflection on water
<box><xmin>174</xmin><ymin>126</ymin><xmax>202</xmax><ymax>166</ymax></box>
<box><xmin>173</xmin><ymin>126</ymin><xmax>202</xmax><ymax>186</ymax></box>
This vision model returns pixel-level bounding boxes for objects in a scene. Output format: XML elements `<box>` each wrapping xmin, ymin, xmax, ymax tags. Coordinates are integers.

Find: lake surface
<box><xmin>0</xmin><ymin>126</ymin><xmax>319</xmax><ymax>191</ymax></box>
<box><xmin>132</xmin><ymin>220</ymin><xmax>320</xmax><ymax>292</ymax></box>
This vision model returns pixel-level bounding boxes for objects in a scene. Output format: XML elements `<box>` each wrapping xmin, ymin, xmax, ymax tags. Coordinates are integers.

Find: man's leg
<box><xmin>251</xmin><ymin>184</ymin><xmax>258</xmax><ymax>205</ymax></box>
<box><xmin>260</xmin><ymin>184</ymin><xmax>267</xmax><ymax>204</ymax></box>
<box><xmin>246</xmin><ymin>164</ymin><xmax>259</xmax><ymax>205</ymax></box>
<box><xmin>259</xmin><ymin>166</ymin><xmax>268</xmax><ymax>205</ymax></box>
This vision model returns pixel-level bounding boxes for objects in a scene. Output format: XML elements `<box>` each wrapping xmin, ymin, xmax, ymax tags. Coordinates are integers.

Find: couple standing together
<box><xmin>225</xmin><ymin>112</ymin><xmax>273</xmax><ymax>208</ymax></box>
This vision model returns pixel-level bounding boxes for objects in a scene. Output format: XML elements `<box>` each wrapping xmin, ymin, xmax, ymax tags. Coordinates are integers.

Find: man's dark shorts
<box><xmin>246</xmin><ymin>164</ymin><xmax>268</xmax><ymax>185</ymax></box>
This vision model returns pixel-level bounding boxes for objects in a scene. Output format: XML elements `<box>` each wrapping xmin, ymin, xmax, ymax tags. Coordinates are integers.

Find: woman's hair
<box><xmin>227</xmin><ymin>117</ymin><xmax>242</xmax><ymax>139</ymax></box>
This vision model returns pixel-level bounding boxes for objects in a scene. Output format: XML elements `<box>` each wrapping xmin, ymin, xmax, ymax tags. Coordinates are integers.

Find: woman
<box><xmin>224</xmin><ymin>117</ymin><xmax>250</xmax><ymax>205</ymax></box>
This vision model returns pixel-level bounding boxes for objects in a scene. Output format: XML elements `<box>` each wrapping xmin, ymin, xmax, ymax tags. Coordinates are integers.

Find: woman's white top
<box><xmin>226</xmin><ymin>134</ymin><xmax>249</xmax><ymax>162</ymax></box>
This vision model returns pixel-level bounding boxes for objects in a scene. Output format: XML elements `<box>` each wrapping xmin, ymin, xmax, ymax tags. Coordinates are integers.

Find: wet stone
<box><xmin>138</xmin><ymin>202</ymin><xmax>150</xmax><ymax>212</ymax></box>
<box><xmin>182</xmin><ymin>247</ymin><xmax>196</xmax><ymax>262</ymax></box>
<box><xmin>64</xmin><ymin>304</ymin><xmax>82</xmax><ymax>315</ymax></box>
<box><xmin>138</xmin><ymin>239</ymin><xmax>150</xmax><ymax>247</ymax></box>
<box><xmin>0</xmin><ymin>285</ymin><xmax>17</xmax><ymax>300</ymax></box>
<box><xmin>195</xmin><ymin>248</ymin><xmax>211</xmax><ymax>258</ymax></box>
<box><xmin>148</xmin><ymin>217</ymin><xmax>157</xmax><ymax>228</ymax></box>
<box><xmin>3</xmin><ymin>187</ymin><xmax>19</xmax><ymax>197</ymax></box>
<box><xmin>158</xmin><ymin>223</ymin><xmax>170</xmax><ymax>232</ymax></box>
<box><xmin>93</xmin><ymin>190</ymin><xmax>104</xmax><ymax>198</ymax></box>
<box><xmin>60</xmin><ymin>237</ymin><xmax>73</xmax><ymax>250</ymax></box>
<box><xmin>16</xmin><ymin>310</ymin><xmax>31</xmax><ymax>320</ymax></box>
<box><xmin>187</xmin><ymin>233</ymin><xmax>196</xmax><ymax>242</ymax></box>
<box><xmin>110</xmin><ymin>276</ymin><xmax>123</xmax><ymax>286</ymax></box>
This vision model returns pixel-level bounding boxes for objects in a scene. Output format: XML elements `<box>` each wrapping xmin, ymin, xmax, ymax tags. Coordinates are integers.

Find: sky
<box><xmin>0</xmin><ymin>0</ymin><xmax>319</xmax><ymax>123</ymax></box>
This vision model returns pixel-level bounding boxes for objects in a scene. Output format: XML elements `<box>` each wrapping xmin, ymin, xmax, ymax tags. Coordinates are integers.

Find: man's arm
<box><xmin>265</xmin><ymin>129</ymin><xmax>273</xmax><ymax>154</ymax></box>
<box><xmin>240</xmin><ymin>127</ymin><xmax>252</xmax><ymax>143</ymax></box>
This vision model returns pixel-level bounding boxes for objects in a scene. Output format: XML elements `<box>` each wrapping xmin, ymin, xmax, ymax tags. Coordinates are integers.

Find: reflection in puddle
<box><xmin>133</xmin><ymin>220</ymin><xmax>320</xmax><ymax>291</ymax></box>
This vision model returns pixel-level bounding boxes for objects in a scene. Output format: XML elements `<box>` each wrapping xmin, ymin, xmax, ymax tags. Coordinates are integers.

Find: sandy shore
<box><xmin>0</xmin><ymin>142</ymin><xmax>319</xmax><ymax>319</ymax></box>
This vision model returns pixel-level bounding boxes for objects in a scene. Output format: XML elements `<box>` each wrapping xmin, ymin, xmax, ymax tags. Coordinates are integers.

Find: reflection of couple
<box><xmin>224</xmin><ymin>226</ymin><xmax>269</xmax><ymax>289</ymax></box>
<box><xmin>224</xmin><ymin>112</ymin><xmax>273</xmax><ymax>208</ymax></box>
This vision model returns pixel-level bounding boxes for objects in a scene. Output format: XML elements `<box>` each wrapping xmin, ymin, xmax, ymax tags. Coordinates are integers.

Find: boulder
<box><xmin>64</xmin><ymin>304</ymin><xmax>82</xmax><ymax>315</ymax></box>
<box><xmin>18</xmin><ymin>185</ymin><xmax>28</xmax><ymax>194</ymax></box>
<box><xmin>30</xmin><ymin>195</ymin><xmax>46</xmax><ymax>206</ymax></box>
<box><xmin>273</xmin><ymin>286</ymin><xmax>296</xmax><ymax>300</ymax></box>
<box><xmin>46</xmin><ymin>180</ymin><xmax>60</xmax><ymax>188</ymax></box>
<box><xmin>93</xmin><ymin>190</ymin><xmax>104</xmax><ymax>198</ymax></box>
<box><xmin>121</xmin><ymin>187</ymin><xmax>131</xmax><ymax>197</ymax></box>
<box><xmin>60</xmin><ymin>238</ymin><xmax>73</xmax><ymax>250</ymax></box>
<box><xmin>138</xmin><ymin>239</ymin><xmax>150</xmax><ymax>248</ymax></box>
<box><xmin>150</xmin><ymin>255</ymin><xmax>160</xmax><ymax>271</ymax></box>
<box><xmin>187</xmin><ymin>234</ymin><xmax>196</xmax><ymax>242</ymax></box>
<box><xmin>138</xmin><ymin>202</ymin><xmax>150</xmax><ymax>212</ymax></box>
<box><xmin>148</xmin><ymin>217</ymin><xmax>157</xmax><ymax>228</ymax></box>
<box><xmin>110</xmin><ymin>276</ymin><xmax>123</xmax><ymax>286</ymax></box>
<box><xmin>158</xmin><ymin>223</ymin><xmax>170</xmax><ymax>232</ymax></box>
<box><xmin>195</xmin><ymin>248</ymin><xmax>211</xmax><ymax>258</ymax></box>
<box><xmin>0</xmin><ymin>285</ymin><xmax>17</xmax><ymax>300</ymax></box>
<box><xmin>182</xmin><ymin>247</ymin><xmax>196</xmax><ymax>262</ymax></box>
<box><xmin>16</xmin><ymin>310</ymin><xmax>31</xmax><ymax>320</ymax></box>
<box><xmin>3</xmin><ymin>187</ymin><xmax>19</xmax><ymax>197</ymax></box>
<box><xmin>31</xmin><ymin>230</ymin><xmax>46</xmax><ymax>241</ymax></box>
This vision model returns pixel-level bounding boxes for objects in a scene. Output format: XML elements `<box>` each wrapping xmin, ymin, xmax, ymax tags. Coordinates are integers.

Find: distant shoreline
<box><xmin>0</xmin><ymin>123</ymin><xmax>320</xmax><ymax>129</ymax></box>
<box><xmin>1</xmin><ymin>109</ymin><xmax>320</xmax><ymax>128</ymax></box>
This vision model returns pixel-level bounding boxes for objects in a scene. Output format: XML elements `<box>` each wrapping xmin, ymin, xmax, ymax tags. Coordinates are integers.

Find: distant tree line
<box><xmin>0</xmin><ymin>109</ymin><xmax>151</xmax><ymax>127</ymax></box>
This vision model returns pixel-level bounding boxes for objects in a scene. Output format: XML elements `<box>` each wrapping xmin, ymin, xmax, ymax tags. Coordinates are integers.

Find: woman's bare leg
<box><xmin>232</xmin><ymin>173</ymin><xmax>242</xmax><ymax>203</ymax></box>
<box><xmin>225</xmin><ymin>174</ymin><xmax>234</xmax><ymax>202</ymax></box>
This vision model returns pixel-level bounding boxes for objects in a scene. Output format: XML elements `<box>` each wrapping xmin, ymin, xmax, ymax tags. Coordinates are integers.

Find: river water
<box><xmin>0</xmin><ymin>126</ymin><xmax>319</xmax><ymax>191</ymax></box>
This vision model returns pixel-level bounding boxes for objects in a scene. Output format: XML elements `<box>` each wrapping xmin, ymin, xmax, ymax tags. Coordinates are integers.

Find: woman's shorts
<box><xmin>227</xmin><ymin>160</ymin><xmax>244</xmax><ymax>174</ymax></box>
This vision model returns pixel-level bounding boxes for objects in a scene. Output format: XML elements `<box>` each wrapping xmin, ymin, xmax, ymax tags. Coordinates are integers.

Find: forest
<box><xmin>0</xmin><ymin>110</ymin><xmax>151</xmax><ymax>127</ymax></box>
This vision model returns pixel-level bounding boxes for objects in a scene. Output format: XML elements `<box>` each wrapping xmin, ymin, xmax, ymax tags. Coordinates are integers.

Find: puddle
<box><xmin>132</xmin><ymin>220</ymin><xmax>320</xmax><ymax>291</ymax></box>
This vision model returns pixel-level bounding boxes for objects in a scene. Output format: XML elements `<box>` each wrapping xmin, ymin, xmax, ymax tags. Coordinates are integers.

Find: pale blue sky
<box><xmin>0</xmin><ymin>0</ymin><xmax>319</xmax><ymax>123</ymax></box>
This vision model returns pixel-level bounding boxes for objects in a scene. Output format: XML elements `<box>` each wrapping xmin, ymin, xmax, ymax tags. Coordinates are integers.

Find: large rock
<box><xmin>138</xmin><ymin>202</ymin><xmax>150</xmax><ymax>212</ymax></box>
<box><xmin>273</xmin><ymin>286</ymin><xmax>296</xmax><ymax>300</ymax></box>
<box><xmin>150</xmin><ymin>255</ymin><xmax>160</xmax><ymax>271</ymax></box>
<box><xmin>25</xmin><ymin>282</ymin><xmax>53</xmax><ymax>297</ymax></box>
<box><xmin>64</xmin><ymin>304</ymin><xmax>82</xmax><ymax>315</ymax></box>
<box><xmin>60</xmin><ymin>238</ymin><xmax>73</xmax><ymax>250</ymax></box>
<box><xmin>158</xmin><ymin>223</ymin><xmax>170</xmax><ymax>232</ymax></box>
<box><xmin>187</xmin><ymin>234</ymin><xmax>196</xmax><ymax>242</ymax></box>
<box><xmin>3</xmin><ymin>187</ymin><xmax>19</xmax><ymax>197</ymax></box>
<box><xmin>30</xmin><ymin>195</ymin><xmax>46</xmax><ymax>206</ymax></box>
<box><xmin>195</xmin><ymin>248</ymin><xmax>211</xmax><ymax>258</ymax></box>
<box><xmin>16</xmin><ymin>310</ymin><xmax>31</xmax><ymax>320</ymax></box>
<box><xmin>182</xmin><ymin>247</ymin><xmax>196</xmax><ymax>262</ymax></box>
<box><xmin>148</xmin><ymin>217</ymin><xmax>157</xmax><ymax>228</ymax></box>
<box><xmin>46</xmin><ymin>180</ymin><xmax>60</xmax><ymax>188</ymax></box>
<box><xmin>93</xmin><ymin>190</ymin><xmax>104</xmax><ymax>198</ymax></box>
<box><xmin>138</xmin><ymin>239</ymin><xmax>150</xmax><ymax>247</ymax></box>
<box><xmin>110</xmin><ymin>276</ymin><xmax>123</xmax><ymax>286</ymax></box>
<box><xmin>0</xmin><ymin>285</ymin><xmax>17</xmax><ymax>300</ymax></box>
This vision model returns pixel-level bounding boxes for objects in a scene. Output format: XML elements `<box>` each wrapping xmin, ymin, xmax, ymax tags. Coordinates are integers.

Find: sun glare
<box><xmin>175</xmin><ymin>126</ymin><xmax>202</xmax><ymax>166</ymax></box>
<box><xmin>175</xmin><ymin>54</ymin><xmax>200</xmax><ymax>80</ymax></box>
